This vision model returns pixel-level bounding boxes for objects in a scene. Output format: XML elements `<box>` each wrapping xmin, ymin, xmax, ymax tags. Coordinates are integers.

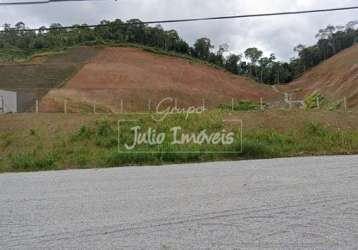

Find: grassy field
<box><xmin>1</xmin><ymin>110</ymin><xmax>358</xmax><ymax>173</ymax></box>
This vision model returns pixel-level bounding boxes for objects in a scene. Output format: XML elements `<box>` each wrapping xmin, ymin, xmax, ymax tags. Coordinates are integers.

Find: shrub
<box><xmin>96</xmin><ymin>120</ymin><xmax>114</xmax><ymax>137</ymax></box>
<box><xmin>0</xmin><ymin>133</ymin><xmax>12</xmax><ymax>149</ymax></box>
<box><xmin>10</xmin><ymin>152</ymin><xmax>57</xmax><ymax>171</ymax></box>
<box><xmin>95</xmin><ymin>137</ymin><xmax>117</xmax><ymax>149</ymax></box>
<box><xmin>304</xmin><ymin>122</ymin><xmax>328</xmax><ymax>137</ymax></box>
<box><xmin>219</xmin><ymin>100</ymin><xmax>260</xmax><ymax>111</ymax></box>
<box><xmin>304</xmin><ymin>91</ymin><xmax>324</xmax><ymax>110</ymax></box>
<box><xmin>329</xmin><ymin>100</ymin><xmax>343</xmax><ymax>111</ymax></box>
<box><xmin>72</xmin><ymin>125</ymin><xmax>94</xmax><ymax>141</ymax></box>
<box><xmin>70</xmin><ymin>150</ymin><xmax>90</xmax><ymax>167</ymax></box>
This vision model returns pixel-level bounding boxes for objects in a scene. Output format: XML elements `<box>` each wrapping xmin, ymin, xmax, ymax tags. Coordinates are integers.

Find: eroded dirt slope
<box><xmin>281</xmin><ymin>44</ymin><xmax>358</xmax><ymax>108</ymax></box>
<box><xmin>42</xmin><ymin>47</ymin><xmax>277</xmax><ymax>112</ymax></box>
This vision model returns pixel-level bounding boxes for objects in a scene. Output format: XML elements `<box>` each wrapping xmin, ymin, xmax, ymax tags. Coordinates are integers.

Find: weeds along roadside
<box><xmin>1</xmin><ymin>111</ymin><xmax>358</xmax><ymax>172</ymax></box>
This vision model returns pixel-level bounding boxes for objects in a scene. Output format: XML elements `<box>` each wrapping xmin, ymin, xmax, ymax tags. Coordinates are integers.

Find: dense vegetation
<box><xmin>0</xmin><ymin>19</ymin><xmax>357</xmax><ymax>84</ymax></box>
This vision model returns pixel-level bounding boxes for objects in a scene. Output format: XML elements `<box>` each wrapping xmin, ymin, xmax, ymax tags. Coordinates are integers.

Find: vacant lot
<box><xmin>1</xmin><ymin>110</ymin><xmax>358</xmax><ymax>172</ymax></box>
<box><xmin>42</xmin><ymin>47</ymin><xmax>277</xmax><ymax>112</ymax></box>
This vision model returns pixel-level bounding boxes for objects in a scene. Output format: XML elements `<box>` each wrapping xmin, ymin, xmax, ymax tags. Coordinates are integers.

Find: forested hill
<box><xmin>0</xmin><ymin>19</ymin><xmax>357</xmax><ymax>85</ymax></box>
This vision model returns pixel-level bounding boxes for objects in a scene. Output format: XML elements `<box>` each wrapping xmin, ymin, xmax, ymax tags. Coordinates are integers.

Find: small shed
<box><xmin>0</xmin><ymin>89</ymin><xmax>35</xmax><ymax>113</ymax></box>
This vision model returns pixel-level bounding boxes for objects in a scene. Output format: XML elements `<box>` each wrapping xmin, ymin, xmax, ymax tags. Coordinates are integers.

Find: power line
<box><xmin>1</xmin><ymin>6</ymin><xmax>358</xmax><ymax>32</ymax></box>
<box><xmin>0</xmin><ymin>0</ymin><xmax>100</xmax><ymax>5</ymax></box>
<box><xmin>140</xmin><ymin>6</ymin><xmax>358</xmax><ymax>24</ymax></box>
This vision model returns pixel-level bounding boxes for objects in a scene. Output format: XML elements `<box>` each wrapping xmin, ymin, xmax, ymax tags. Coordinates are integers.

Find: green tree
<box><xmin>193</xmin><ymin>38</ymin><xmax>213</xmax><ymax>60</ymax></box>
<box><xmin>258</xmin><ymin>53</ymin><xmax>275</xmax><ymax>83</ymax></box>
<box><xmin>244</xmin><ymin>47</ymin><xmax>263</xmax><ymax>77</ymax></box>
<box><xmin>224</xmin><ymin>54</ymin><xmax>241</xmax><ymax>74</ymax></box>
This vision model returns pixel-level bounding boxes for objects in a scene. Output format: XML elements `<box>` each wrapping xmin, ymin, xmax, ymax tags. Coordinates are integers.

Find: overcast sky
<box><xmin>0</xmin><ymin>0</ymin><xmax>357</xmax><ymax>60</ymax></box>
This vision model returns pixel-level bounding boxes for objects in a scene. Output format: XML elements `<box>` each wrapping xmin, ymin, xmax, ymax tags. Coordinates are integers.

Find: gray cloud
<box><xmin>0</xmin><ymin>0</ymin><xmax>357</xmax><ymax>60</ymax></box>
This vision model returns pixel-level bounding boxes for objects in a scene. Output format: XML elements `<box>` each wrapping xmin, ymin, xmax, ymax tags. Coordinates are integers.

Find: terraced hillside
<box><xmin>0</xmin><ymin>47</ymin><xmax>101</xmax><ymax>111</ymax></box>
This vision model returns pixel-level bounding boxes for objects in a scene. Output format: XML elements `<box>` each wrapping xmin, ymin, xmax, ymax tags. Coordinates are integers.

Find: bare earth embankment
<box><xmin>41</xmin><ymin>47</ymin><xmax>277</xmax><ymax>112</ymax></box>
<box><xmin>281</xmin><ymin>44</ymin><xmax>358</xmax><ymax>108</ymax></box>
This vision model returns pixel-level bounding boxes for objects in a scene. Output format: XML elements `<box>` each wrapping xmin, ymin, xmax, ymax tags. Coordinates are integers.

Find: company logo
<box><xmin>117</xmin><ymin>97</ymin><xmax>243</xmax><ymax>154</ymax></box>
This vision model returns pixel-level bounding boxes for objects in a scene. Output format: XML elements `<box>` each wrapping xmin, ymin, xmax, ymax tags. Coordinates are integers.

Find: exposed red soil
<box><xmin>43</xmin><ymin>47</ymin><xmax>278</xmax><ymax>112</ymax></box>
<box><xmin>280</xmin><ymin>44</ymin><xmax>358</xmax><ymax>108</ymax></box>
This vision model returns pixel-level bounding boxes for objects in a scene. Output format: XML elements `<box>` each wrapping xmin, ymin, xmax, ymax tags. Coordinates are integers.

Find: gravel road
<box><xmin>1</xmin><ymin>156</ymin><xmax>358</xmax><ymax>249</ymax></box>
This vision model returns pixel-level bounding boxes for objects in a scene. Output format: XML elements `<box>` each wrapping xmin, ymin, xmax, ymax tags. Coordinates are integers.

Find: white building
<box><xmin>0</xmin><ymin>89</ymin><xmax>17</xmax><ymax>113</ymax></box>
<box><xmin>0</xmin><ymin>89</ymin><xmax>35</xmax><ymax>113</ymax></box>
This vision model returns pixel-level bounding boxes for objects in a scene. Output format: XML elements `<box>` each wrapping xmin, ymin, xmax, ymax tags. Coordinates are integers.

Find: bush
<box><xmin>69</xmin><ymin>148</ymin><xmax>91</xmax><ymax>167</ymax></box>
<box><xmin>329</xmin><ymin>100</ymin><xmax>343</xmax><ymax>111</ymax></box>
<box><xmin>304</xmin><ymin>122</ymin><xmax>328</xmax><ymax>137</ymax></box>
<box><xmin>10</xmin><ymin>152</ymin><xmax>57</xmax><ymax>171</ymax></box>
<box><xmin>304</xmin><ymin>91</ymin><xmax>324</xmax><ymax>110</ymax></box>
<box><xmin>219</xmin><ymin>100</ymin><xmax>260</xmax><ymax>111</ymax></box>
<box><xmin>96</xmin><ymin>120</ymin><xmax>114</xmax><ymax>137</ymax></box>
<box><xmin>95</xmin><ymin>137</ymin><xmax>117</xmax><ymax>148</ymax></box>
<box><xmin>72</xmin><ymin>125</ymin><xmax>94</xmax><ymax>141</ymax></box>
<box><xmin>94</xmin><ymin>120</ymin><xmax>117</xmax><ymax>148</ymax></box>
<box><xmin>0</xmin><ymin>133</ymin><xmax>12</xmax><ymax>149</ymax></box>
